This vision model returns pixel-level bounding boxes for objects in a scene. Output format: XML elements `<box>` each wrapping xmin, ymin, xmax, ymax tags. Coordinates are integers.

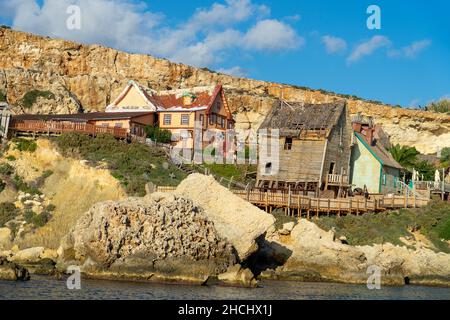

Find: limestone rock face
<box><xmin>1</xmin><ymin>27</ymin><xmax>449</xmax><ymax>154</ymax></box>
<box><xmin>58</xmin><ymin>193</ymin><xmax>238</xmax><ymax>284</ymax></box>
<box><xmin>175</xmin><ymin>174</ymin><xmax>276</xmax><ymax>261</ymax></box>
<box><xmin>272</xmin><ymin>220</ymin><xmax>450</xmax><ymax>286</ymax></box>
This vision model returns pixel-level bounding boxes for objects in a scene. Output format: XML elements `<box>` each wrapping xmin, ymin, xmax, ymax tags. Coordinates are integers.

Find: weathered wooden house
<box><xmin>257</xmin><ymin>100</ymin><xmax>352</xmax><ymax>197</ymax></box>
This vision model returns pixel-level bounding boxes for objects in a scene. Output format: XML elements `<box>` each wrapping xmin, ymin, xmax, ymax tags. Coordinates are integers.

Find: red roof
<box><xmin>155</xmin><ymin>85</ymin><xmax>222</xmax><ymax>110</ymax></box>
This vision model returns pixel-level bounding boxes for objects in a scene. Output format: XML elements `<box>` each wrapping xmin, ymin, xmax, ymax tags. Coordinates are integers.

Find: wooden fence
<box><xmin>9</xmin><ymin>120</ymin><xmax>129</xmax><ymax>139</ymax></box>
<box><xmin>156</xmin><ymin>186</ymin><xmax>430</xmax><ymax>217</ymax></box>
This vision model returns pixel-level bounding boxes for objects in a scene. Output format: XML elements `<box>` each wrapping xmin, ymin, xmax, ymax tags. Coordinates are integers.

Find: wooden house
<box><xmin>350</xmin><ymin>115</ymin><xmax>403</xmax><ymax>194</ymax></box>
<box><xmin>257</xmin><ymin>100</ymin><xmax>352</xmax><ymax>197</ymax></box>
<box><xmin>155</xmin><ymin>85</ymin><xmax>234</xmax><ymax>151</ymax></box>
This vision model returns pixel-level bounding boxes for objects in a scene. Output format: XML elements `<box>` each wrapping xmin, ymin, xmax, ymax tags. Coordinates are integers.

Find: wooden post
<box><xmin>297</xmin><ymin>195</ymin><xmax>301</xmax><ymax>219</ymax></box>
<box><xmin>349</xmin><ymin>198</ymin><xmax>352</xmax><ymax>215</ymax></box>
<box><xmin>327</xmin><ymin>199</ymin><xmax>331</xmax><ymax>217</ymax></box>
<box><xmin>288</xmin><ymin>185</ymin><xmax>291</xmax><ymax>216</ymax></box>
<box><xmin>265</xmin><ymin>192</ymin><xmax>268</xmax><ymax>213</ymax></box>
<box><xmin>307</xmin><ymin>198</ymin><xmax>311</xmax><ymax>220</ymax></box>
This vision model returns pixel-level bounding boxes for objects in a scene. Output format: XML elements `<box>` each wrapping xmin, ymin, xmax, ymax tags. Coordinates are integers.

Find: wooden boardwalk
<box><xmin>156</xmin><ymin>186</ymin><xmax>430</xmax><ymax>218</ymax></box>
<box><xmin>9</xmin><ymin>120</ymin><xmax>129</xmax><ymax>139</ymax></box>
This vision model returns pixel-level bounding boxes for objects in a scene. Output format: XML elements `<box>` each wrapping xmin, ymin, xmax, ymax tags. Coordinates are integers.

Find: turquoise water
<box><xmin>1</xmin><ymin>275</ymin><xmax>449</xmax><ymax>300</ymax></box>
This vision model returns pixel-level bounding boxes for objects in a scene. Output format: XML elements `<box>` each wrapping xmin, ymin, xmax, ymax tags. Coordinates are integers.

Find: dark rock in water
<box><xmin>0</xmin><ymin>257</ymin><xmax>30</xmax><ymax>281</ymax></box>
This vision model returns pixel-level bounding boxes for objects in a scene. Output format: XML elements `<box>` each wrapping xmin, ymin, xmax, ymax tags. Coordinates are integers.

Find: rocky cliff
<box><xmin>1</xmin><ymin>27</ymin><xmax>449</xmax><ymax>154</ymax></box>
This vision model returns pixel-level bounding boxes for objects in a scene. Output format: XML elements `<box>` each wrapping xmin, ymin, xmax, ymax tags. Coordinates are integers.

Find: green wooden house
<box><xmin>350</xmin><ymin>117</ymin><xmax>403</xmax><ymax>194</ymax></box>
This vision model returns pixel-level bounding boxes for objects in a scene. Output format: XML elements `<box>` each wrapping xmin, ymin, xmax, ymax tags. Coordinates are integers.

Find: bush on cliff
<box><xmin>0</xmin><ymin>202</ymin><xmax>19</xmax><ymax>227</ymax></box>
<box><xmin>12</xmin><ymin>138</ymin><xmax>37</xmax><ymax>153</ymax></box>
<box><xmin>0</xmin><ymin>91</ymin><xmax>6</xmax><ymax>102</ymax></box>
<box><xmin>19</xmin><ymin>90</ymin><xmax>55</xmax><ymax>109</ymax></box>
<box><xmin>55</xmin><ymin>132</ymin><xmax>186</xmax><ymax>196</ymax></box>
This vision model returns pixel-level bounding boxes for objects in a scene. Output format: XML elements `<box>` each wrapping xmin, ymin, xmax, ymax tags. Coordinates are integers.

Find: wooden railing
<box><xmin>156</xmin><ymin>186</ymin><xmax>430</xmax><ymax>216</ymax></box>
<box><xmin>9</xmin><ymin>120</ymin><xmax>129</xmax><ymax>139</ymax></box>
<box><xmin>326</xmin><ymin>174</ymin><xmax>349</xmax><ymax>185</ymax></box>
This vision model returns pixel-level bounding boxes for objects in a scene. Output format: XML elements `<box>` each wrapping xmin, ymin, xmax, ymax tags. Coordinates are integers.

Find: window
<box><xmin>329</xmin><ymin>162</ymin><xmax>336</xmax><ymax>174</ymax></box>
<box><xmin>115</xmin><ymin>123</ymin><xmax>123</xmax><ymax>128</ymax></box>
<box><xmin>163</xmin><ymin>114</ymin><xmax>171</xmax><ymax>125</ymax></box>
<box><xmin>284</xmin><ymin>137</ymin><xmax>293</xmax><ymax>150</ymax></box>
<box><xmin>199</xmin><ymin>114</ymin><xmax>204</xmax><ymax>126</ymax></box>
<box><xmin>219</xmin><ymin>117</ymin><xmax>225</xmax><ymax>129</ymax></box>
<box><xmin>101</xmin><ymin>123</ymin><xmax>109</xmax><ymax>127</ymax></box>
<box><xmin>181</xmin><ymin>114</ymin><xmax>189</xmax><ymax>125</ymax></box>
<box><xmin>382</xmin><ymin>173</ymin><xmax>387</xmax><ymax>185</ymax></box>
<box><xmin>393</xmin><ymin>176</ymin><xmax>397</xmax><ymax>188</ymax></box>
<box><xmin>265</xmin><ymin>162</ymin><xmax>272</xmax><ymax>175</ymax></box>
<box><xmin>209</xmin><ymin>114</ymin><xmax>216</xmax><ymax>125</ymax></box>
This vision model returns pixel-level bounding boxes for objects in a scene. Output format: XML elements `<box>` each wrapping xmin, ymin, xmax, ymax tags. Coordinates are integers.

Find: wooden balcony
<box><xmin>9</xmin><ymin>120</ymin><xmax>129</xmax><ymax>139</ymax></box>
<box><xmin>326</xmin><ymin>173</ymin><xmax>349</xmax><ymax>186</ymax></box>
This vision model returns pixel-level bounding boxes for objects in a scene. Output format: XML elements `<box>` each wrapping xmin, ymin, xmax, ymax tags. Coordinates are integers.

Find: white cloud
<box><xmin>4</xmin><ymin>0</ymin><xmax>301</xmax><ymax>69</ymax></box>
<box><xmin>217</xmin><ymin>66</ymin><xmax>247</xmax><ymax>77</ymax></box>
<box><xmin>321</xmin><ymin>35</ymin><xmax>347</xmax><ymax>54</ymax></box>
<box><xmin>243</xmin><ymin>19</ymin><xmax>304</xmax><ymax>51</ymax></box>
<box><xmin>347</xmin><ymin>35</ymin><xmax>391</xmax><ymax>63</ymax></box>
<box><xmin>388</xmin><ymin>39</ymin><xmax>431</xmax><ymax>58</ymax></box>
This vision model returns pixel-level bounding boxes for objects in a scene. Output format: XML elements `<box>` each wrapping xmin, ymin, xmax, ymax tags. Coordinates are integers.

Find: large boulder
<box><xmin>57</xmin><ymin>193</ymin><xmax>238</xmax><ymax>284</ymax></box>
<box><xmin>175</xmin><ymin>174</ymin><xmax>276</xmax><ymax>261</ymax></box>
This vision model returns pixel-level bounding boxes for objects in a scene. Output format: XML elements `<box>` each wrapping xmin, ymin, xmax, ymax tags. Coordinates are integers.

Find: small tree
<box><xmin>441</xmin><ymin>147</ymin><xmax>450</xmax><ymax>167</ymax></box>
<box><xmin>144</xmin><ymin>126</ymin><xmax>172</xmax><ymax>144</ymax></box>
<box><xmin>426</xmin><ymin>99</ymin><xmax>450</xmax><ymax>114</ymax></box>
<box><xmin>389</xmin><ymin>144</ymin><xmax>419</xmax><ymax>170</ymax></box>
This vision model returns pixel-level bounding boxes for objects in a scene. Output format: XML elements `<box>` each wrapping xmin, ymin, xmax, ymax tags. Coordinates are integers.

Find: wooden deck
<box><xmin>9</xmin><ymin>120</ymin><xmax>129</xmax><ymax>139</ymax></box>
<box><xmin>156</xmin><ymin>186</ymin><xmax>430</xmax><ymax>217</ymax></box>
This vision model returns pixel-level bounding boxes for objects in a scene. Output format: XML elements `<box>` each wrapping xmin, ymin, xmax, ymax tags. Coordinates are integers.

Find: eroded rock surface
<box><xmin>58</xmin><ymin>193</ymin><xmax>238</xmax><ymax>284</ymax></box>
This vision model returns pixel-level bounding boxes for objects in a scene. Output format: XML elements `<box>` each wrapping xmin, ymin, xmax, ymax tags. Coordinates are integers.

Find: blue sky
<box><xmin>0</xmin><ymin>0</ymin><xmax>449</xmax><ymax>107</ymax></box>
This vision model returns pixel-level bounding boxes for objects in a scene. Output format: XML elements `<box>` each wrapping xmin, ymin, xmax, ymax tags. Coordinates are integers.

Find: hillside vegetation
<box><xmin>316</xmin><ymin>201</ymin><xmax>450</xmax><ymax>253</ymax></box>
<box><xmin>55</xmin><ymin>132</ymin><xmax>186</xmax><ymax>196</ymax></box>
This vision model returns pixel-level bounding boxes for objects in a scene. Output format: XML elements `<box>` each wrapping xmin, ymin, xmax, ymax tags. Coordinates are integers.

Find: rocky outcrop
<box><xmin>57</xmin><ymin>193</ymin><xmax>238</xmax><ymax>284</ymax></box>
<box><xmin>175</xmin><ymin>174</ymin><xmax>276</xmax><ymax>261</ymax></box>
<box><xmin>1</xmin><ymin>27</ymin><xmax>449</xmax><ymax>154</ymax></box>
<box><xmin>263</xmin><ymin>220</ymin><xmax>450</xmax><ymax>286</ymax></box>
<box><xmin>0</xmin><ymin>257</ymin><xmax>29</xmax><ymax>281</ymax></box>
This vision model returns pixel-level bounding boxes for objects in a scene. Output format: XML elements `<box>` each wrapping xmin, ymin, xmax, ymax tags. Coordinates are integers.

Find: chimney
<box><xmin>183</xmin><ymin>93</ymin><xmax>194</xmax><ymax>106</ymax></box>
<box><xmin>352</xmin><ymin>112</ymin><xmax>363</xmax><ymax>133</ymax></box>
<box><xmin>366</xmin><ymin>128</ymin><xmax>375</xmax><ymax>146</ymax></box>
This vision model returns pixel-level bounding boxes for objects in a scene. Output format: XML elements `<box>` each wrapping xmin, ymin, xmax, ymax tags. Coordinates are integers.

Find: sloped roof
<box><xmin>259</xmin><ymin>100</ymin><xmax>346</xmax><ymax>137</ymax></box>
<box><xmin>355</xmin><ymin>132</ymin><xmax>403</xmax><ymax>170</ymax></box>
<box><xmin>155</xmin><ymin>85</ymin><xmax>222</xmax><ymax>110</ymax></box>
<box><xmin>106</xmin><ymin>80</ymin><xmax>160</xmax><ymax>112</ymax></box>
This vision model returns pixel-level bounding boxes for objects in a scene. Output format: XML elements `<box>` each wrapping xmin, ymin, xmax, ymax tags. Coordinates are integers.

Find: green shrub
<box><xmin>24</xmin><ymin>210</ymin><xmax>52</xmax><ymax>228</ymax></box>
<box><xmin>13</xmin><ymin>138</ymin><xmax>37</xmax><ymax>152</ymax></box>
<box><xmin>55</xmin><ymin>132</ymin><xmax>186</xmax><ymax>196</ymax></box>
<box><xmin>19</xmin><ymin>90</ymin><xmax>55</xmax><ymax>109</ymax></box>
<box><xmin>6</xmin><ymin>155</ymin><xmax>16</xmax><ymax>161</ymax></box>
<box><xmin>0</xmin><ymin>163</ymin><xmax>14</xmax><ymax>176</ymax></box>
<box><xmin>0</xmin><ymin>202</ymin><xmax>19</xmax><ymax>227</ymax></box>
<box><xmin>144</xmin><ymin>126</ymin><xmax>172</xmax><ymax>144</ymax></box>
<box><xmin>0</xmin><ymin>180</ymin><xmax>5</xmax><ymax>193</ymax></box>
<box><xmin>0</xmin><ymin>91</ymin><xmax>6</xmax><ymax>102</ymax></box>
<box><xmin>426</xmin><ymin>99</ymin><xmax>450</xmax><ymax>114</ymax></box>
<box><xmin>13</xmin><ymin>175</ymin><xmax>41</xmax><ymax>195</ymax></box>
